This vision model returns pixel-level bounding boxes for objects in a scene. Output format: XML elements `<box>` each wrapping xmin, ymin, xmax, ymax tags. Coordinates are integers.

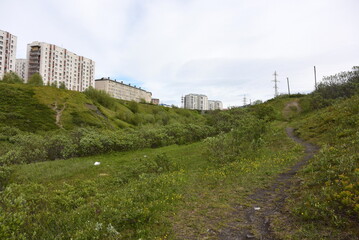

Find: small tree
<box><xmin>59</xmin><ymin>82</ymin><xmax>66</xmax><ymax>89</ymax></box>
<box><xmin>28</xmin><ymin>73</ymin><xmax>43</xmax><ymax>86</ymax></box>
<box><xmin>1</xmin><ymin>72</ymin><xmax>23</xmax><ymax>84</ymax></box>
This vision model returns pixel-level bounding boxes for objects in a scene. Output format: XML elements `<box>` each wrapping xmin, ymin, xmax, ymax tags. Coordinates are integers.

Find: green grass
<box><xmin>0</xmin><ymin>83</ymin><xmax>206</xmax><ymax>133</ymax></box>
<box><xmin>280</xmin><ymin>94</ymin><xmax>359</xmax><ymax>239</ymax></box>
<box><xmin>2</xmin><ymin>86</ymin><xmax>357</xmax><ymax>239</ymax></box>
<box><xmin>0</xmin><ymin>83</ymin><xmax>57</xmax><ymax>132</ymax></box>
<box><xmin>1</xmin><ymin>120</ymin><xmax>303</xmax><ymax>239</ymax></box>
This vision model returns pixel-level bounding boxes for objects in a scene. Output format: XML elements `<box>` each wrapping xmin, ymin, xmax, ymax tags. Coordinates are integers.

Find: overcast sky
<box><xmin>1</xmin><ymin>0</ymin><xmax>358</xmax><ymax>107</ymax></box>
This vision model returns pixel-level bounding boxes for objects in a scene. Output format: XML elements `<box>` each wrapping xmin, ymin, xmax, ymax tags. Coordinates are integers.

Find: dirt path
<box><xmin>52</xmin><ymin>101</ymin><xmax>66</xmax><ymax>128</ymax></box>
<box><xmin>216</xmin><ymin>127</ymin><xmax>319</xmax><ymax>240</ymax></box>
<box><xmin>282</xmin><ymin>100</ymin><xmax>301</xmax><ymax>120</ymax></box>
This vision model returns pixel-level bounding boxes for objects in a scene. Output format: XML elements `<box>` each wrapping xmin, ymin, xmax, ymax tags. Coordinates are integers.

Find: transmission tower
<box><xmin>243</xmin><ymin>94</ymin><xmax>247</xmax><ymax>106</ymax></box>
<box><xmin>273</xmin><ymin>71</ymin><xmax>279</xmax><ymax>97</ymax></box>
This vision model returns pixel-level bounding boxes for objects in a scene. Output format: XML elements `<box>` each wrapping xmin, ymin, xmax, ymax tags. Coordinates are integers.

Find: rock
<box><xmin>94</xmin><ymin>162</ymin><xmax>101</xmax><ymax>166</ymax></box>
<box><xmin>246</xmin><ymin>233</ymin><xmax>255</xmax><ymax>238</ymax></box>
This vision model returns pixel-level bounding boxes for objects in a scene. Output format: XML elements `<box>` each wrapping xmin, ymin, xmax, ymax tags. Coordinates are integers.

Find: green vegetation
<box><xmin>0</xmin><ymin>84</ymin><xmax>57</xmax><ymax>132</ymax></box>
<box><xmin>0</xmin><ymin>121</ymin><xmax>302</xmax><ymax>239</ymax></box>
<box><xmin>287</xmin><ymin>94</ymin><xmax>359</xmax><ymax>239</ymax></box>
<box><xmin>0</xmin><ymin>72</ymin><xmax>24</xmax><ymax>84</ymax></box>
<box><xmin>0</xmin><ymin>67</ymin><xmax>358</xmax><ymax>239</ymax></box>
<box><xmin>0</xmin><ymin>72</ymin><xmax>23</xmax><ymax>84</ymax></box>
<box><xmin>27</xmin><ymin>73</ymin><xmax>43</xmax><ymax>86</ymax></box>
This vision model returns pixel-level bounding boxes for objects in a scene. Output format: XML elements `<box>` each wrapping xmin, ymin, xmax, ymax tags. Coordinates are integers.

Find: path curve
<box><xmin>217</xmin><ymin>127</ymin><xmax>319</xmax><ymax>240</ymax></box>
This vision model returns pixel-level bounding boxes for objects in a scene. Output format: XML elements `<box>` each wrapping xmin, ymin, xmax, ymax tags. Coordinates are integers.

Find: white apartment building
<box><xmin>0</xmin><ymin>30</ymin><xmax>17</xmax><ymax>79</ymax></box>
<box><xmin>95</xmin><ymin>78</ymin><xmax>152</xmax><ymax>103</ymax></box>
<box><xmin>208</xmin><ymin>100</ymin><xmax>223</xmax><ymax>110</ymax></box>
<box><xmin>15</xmin><ymin>58</ymin><xmax>27</xmax><ymax>80</ymax></box>
<box><xmin>27</xmin><ymin>41</ymin><xmax>95</xmax><ymax>91</ymax></box>
<box><xmin>184</xmin><ymin>94</ymin><xmax>209</xmax><ymax>110</ymax></box>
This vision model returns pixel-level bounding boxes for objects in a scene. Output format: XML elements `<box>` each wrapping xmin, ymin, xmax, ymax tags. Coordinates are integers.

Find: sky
<box><xmin>1</xmin><ymin>0</ymin><xmax>358</xmax><ymax>107</ymax></box>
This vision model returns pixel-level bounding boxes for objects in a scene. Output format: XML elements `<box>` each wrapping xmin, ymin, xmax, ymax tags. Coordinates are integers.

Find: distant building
<box><xmin>95</xmin><ymin>78</ymin><xmax>152</xmax><ymax>103</ymax></box>
<box><xmin>151</xmin><ymin>98</ymin><xmax>160</xmax><ymax>105</ymax></box>
<box><xmin>26</xmin><ymin>41</ymin><xmax>95</xmax><ymax>91</ymax></box>
<box><xmin>208</xmin><ymin>100</ymin><xmax>223</xmax><ymax>110</ymax></box>
<box><xmin>0</xmin><ymin>30</ymin><xmax>17</xmax><ymax>79</ymax></box>
<box><xmin>184</xmin><ymin>94</ymin><xmax>209</xmax><ymax>110</ymax></box>
<box><xmin>15</xmin><ymin>59</ymin><xmax>27</xmax><ymax>80</ymax></box>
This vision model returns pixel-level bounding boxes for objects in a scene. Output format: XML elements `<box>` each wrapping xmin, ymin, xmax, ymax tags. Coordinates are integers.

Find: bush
<box><xmin>128</xmin><ymin>101</ymin><xmax>139</xmax><ymax>113</ymax></box>
<box><xmin>1</xmin><ymin>72</ymin><xmax>23</xmax><ymax>84</ymax></box>
<box><xmin>84</xmin><ymin>87</ymin><xmax>117</xmax><ymax>110</ymax></box>
<box><xmin>0</xmin><ymin>166</ymin><xmax>13</xmax><ymax>190</ymax></box>
<box><xmin>309</xmin><ymin>66</ymin><xmax>359</xmax><ymax>109</ymax></box>
<box><xmin>45</xmin><ymin>134</ymin><xmax>77</xmax><ymax>160</ymax></box>
<box><xmin>1</xmin><ymin>133</ymin><xmax>47</xmax><ymax>164</ymax></box>
<box><xmin>27</xmin><ymin>73</ymin><xmax>43</xmax><ymax>86</ymax></box>
<box><xmin>205</xmin><ymin>113</ymin><xmax>267</xmax><ymax>164</ymax></box>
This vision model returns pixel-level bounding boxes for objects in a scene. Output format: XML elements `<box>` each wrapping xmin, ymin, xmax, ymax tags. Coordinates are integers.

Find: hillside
<box><xmin>0</xmin><ymin>82</ymin><xmax>205</xmax><ymax>132</ymax></box>
<box><xmin>0</xmin><ymin>68</ymin><xmax>358</xmax><ymax>239</ymax></box>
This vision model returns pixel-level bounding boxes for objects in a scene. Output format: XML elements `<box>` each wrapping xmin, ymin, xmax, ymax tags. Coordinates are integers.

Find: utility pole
<box><xmin>273</xmin><ymin>71</ymin><xmax>279</xmax><ymax>97</ymax></box>
<box><xmin>314</xmin><ymin>66</ymin><xmax>317</xmax><ymax>90</ymax></box>
<box><xmin>287</xmin><ymin>77</ymin><xmax>291</xmax><ymax>96</ymax></box>
<box><xmin>181</xmin><ymin>96</ymin><xmax>184</xmax><ymax>108</ymax></box>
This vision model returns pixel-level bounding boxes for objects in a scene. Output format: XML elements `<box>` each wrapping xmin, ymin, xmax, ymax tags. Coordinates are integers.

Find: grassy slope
<box><xmin>0</xmin><ymin>83</ymin><xmax>205</xmax><ymax>132</ymax></box>
<box><xmin>281</xmin><ymin>95</ymin><xmax>359</xmax><ymax>239</ymax></box>
<box><xmin>0</xmin><ymin>83</ymin><xmax>57</xmax><ymax>132</ymax></box>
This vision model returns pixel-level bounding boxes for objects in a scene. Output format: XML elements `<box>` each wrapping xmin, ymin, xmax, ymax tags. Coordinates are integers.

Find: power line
<box><xmin>273</xmin><ymin>71</ymin><xmax>279</xmax><ymax>97</ymax></box>
<box><xmin>314</xmin><ymin>66</ymin><xmax>317</xmax><ymax>89</ymax></box>
<box><xmin>287</xmin><ymin>77</ymin><xmax>291</xmax><ymax>96</ymax></box>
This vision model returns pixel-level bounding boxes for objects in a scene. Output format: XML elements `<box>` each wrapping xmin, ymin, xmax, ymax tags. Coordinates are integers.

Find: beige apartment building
<box><xmin>95</xmin><ymin>78</ymin><xmax>152</xmax><ymax>103</ymax></box>
<box><xmin>27</xmin><ymin>41</ymin><xmax>95</xmax><ymax>91</ymax></box>
<box><xmin>15</xmin><ymin>58</ymin><xmax>27</xmax><ymax>80</ymax></box>
<box><xmin>0</xmin><ymin>30</ymin><xmax>17</xmax><ymax>79</ymax></box>
<box><xmin>184</xmin><ymin>93</ymin><xmax>209</xmax><ymax>110</ymax></box>
<box><xmin>208</xmin><ymin>100</ymin><xmax>223</xmax><ymax>110</ymax></box>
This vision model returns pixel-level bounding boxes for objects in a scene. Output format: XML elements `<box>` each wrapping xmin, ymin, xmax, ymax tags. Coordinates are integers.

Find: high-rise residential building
<box><xmin>15</xmin><ymin>58</ymin><xmax>27</xmax><ymax>80</ymax></box>
<box><xmin>0</xmin><ymin>30</ymin><xmax>17</xmax><ymax>79</ymax></box>
<box><xmin>26</xmin><ymin>41</ymin><xmax>95</xmax><ymax>91</ymax></box>
<box><xmin>184</xmin><ymin>94</ymin><xmax>209</xmax><ymax>110</ymax></box>
<box><xmin>95</xmin><ymin>78</ymin><xmax>152</xmax><ymax>103</ymax></box>
<box><xmin>208</xmin><ymin>100</ymin><xmax>223</xmax><ymax>110</ymax></box>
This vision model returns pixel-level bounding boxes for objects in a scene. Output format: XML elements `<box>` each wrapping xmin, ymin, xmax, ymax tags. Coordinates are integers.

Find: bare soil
<box><xmin>216</xmin><ymin>127</ymin><xmax>319</xmax><ymax>240</ymax></box>
<box><xmin>52</xmin><ymin>101</ymin><xmax>66</xmax><ymax>128</ymax></box>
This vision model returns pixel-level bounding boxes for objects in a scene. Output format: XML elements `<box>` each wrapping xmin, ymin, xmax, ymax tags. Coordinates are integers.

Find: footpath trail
<box><xmin>216</xmin><ymin>127</ymin><xmax>319</xmax><ymax>240</ymax></box>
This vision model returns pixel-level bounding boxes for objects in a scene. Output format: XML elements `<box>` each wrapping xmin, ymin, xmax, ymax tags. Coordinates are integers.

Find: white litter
<box><xmin>254</xmin><ymin>207</ymin><xmax>261</xmax><ymax>211</ymax></box>
<box><xmin>94</xmin><ymin>162</ymin><xmax>101</xmax><ymax>166</ymax></box>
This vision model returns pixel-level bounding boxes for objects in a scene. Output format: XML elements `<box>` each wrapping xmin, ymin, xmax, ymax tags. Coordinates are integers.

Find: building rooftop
<box><xmin>95</xmin><ymin>77</ymin><xmax>151</xmax><ymax>94</ymax></box>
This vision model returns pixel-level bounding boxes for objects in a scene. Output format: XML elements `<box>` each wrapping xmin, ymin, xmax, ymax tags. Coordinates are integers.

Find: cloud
<box><xmin>1</xmin><ymin>0</ymin><xmax>358</xmax><ymax>107</ymax></box>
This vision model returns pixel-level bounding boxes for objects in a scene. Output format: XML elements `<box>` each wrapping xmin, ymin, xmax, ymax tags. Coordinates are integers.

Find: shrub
<box><xmin>0</xmin><ymin>165</ymin><xmax>13</xmax><ymax>190</ymax></box>
<box><xmin>1</xmin><ymin>133</ymin><xmax>47</xmax><ymax>164</ymax></box>
<box><xmin>205</xmin><ymin>113</ymin><xmax>267</xmax><ymax>164</ymax></box>
<box><xmin>204</xmin><ymin>133</ymin><xmax>238</xmax><ymax>164</ymax></box>
<box><xmin>84</xmin><ymin>87</ymin><xmax>117</xmax><ymax>110</ymax></box>
<box><xmin>1</xmin><ymin>72</ymin><xmax>23</xmax><ymax>84</ymax></box>
<box><xmin>27</xmin><ymin>73</ymin><xmax>43</xmax><ymax>86</ymax></box>
<box><xmin>128</xmin><ymin>101</ymin><xmax>139</xmax><ymax>113</ymax></box>
<box><xmin>309</xmin><ymin>66</ymin><xmax>359</xmax><ymax>109</ymax></box>
<box><xmin>45</xmin><ymin>133</ymin><xmax>77</xmax><ymax>160</ymax></box>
